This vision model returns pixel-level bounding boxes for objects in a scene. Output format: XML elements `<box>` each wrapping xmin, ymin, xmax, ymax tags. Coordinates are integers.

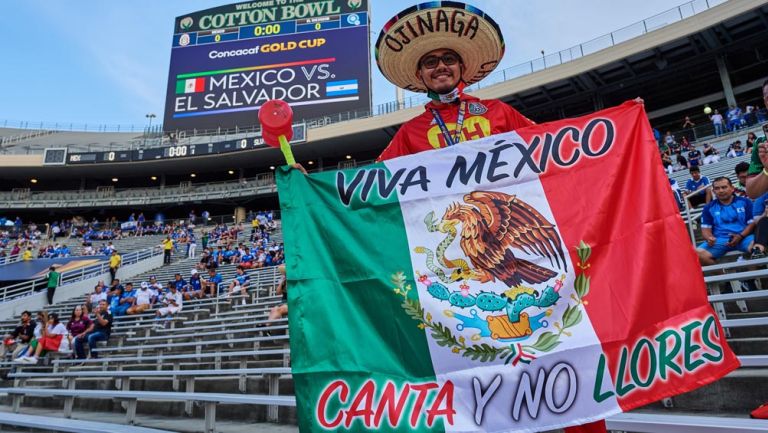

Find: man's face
<box><xmin>737</xmin><ymin>171</ymin><xmax>748</xmax><ymax>187</ymax></box>
<box><xmin>99</xmin><ymin>300</ymin><xmax>108</xmax><ymax>312</ymax></box>
<box><xmin>691</xmin><ymin>171</ymin><xmax>701</xmax><ymax>181</ymax></box>
<box><xmin>713</xmin><ymin>180</ymin><xmax>734</xmax><ymax>201</ymax></box>
<box><xmin>763</xmin><ymin>83</ymin><xmax>768</xmax><ymax>109</ymax></box>
<box><xmin>415</xmin><ymin>48</ymin><xmax>463</xmax><ymax>94</ymax></box>
<box><xmin>21</xmin><ymin>313</ymin><xmax>30</xmax><ymax>323</ymax></box>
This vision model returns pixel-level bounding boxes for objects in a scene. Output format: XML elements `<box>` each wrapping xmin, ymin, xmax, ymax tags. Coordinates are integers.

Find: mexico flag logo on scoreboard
<box><xmin>277</xmin><ymin>102</ymin><xmax>739</xmax><ymax>433</ymax></box>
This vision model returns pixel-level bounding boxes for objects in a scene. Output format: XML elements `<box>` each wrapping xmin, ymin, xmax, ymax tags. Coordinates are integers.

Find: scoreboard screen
<box><xmin>163</xmin><ymin>0</ymin><xmax>371</xmax><ymax>132</ymax></box>
<box><xmin>66</xmin><ymin>124</ymin><xmax>306</xmax><ymax>164</ymax></box>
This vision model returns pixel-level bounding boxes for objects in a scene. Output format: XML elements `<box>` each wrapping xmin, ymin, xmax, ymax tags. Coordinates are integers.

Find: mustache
<box><xmin>430</xmin><ymin>67</ymin><xmax>453</xmax><ymax>78</ymax></box>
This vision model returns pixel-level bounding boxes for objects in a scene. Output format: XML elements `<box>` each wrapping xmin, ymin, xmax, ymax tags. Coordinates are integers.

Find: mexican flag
<box><xmin>277</xmin><ymin>101</ymin><xmax>739</xmax><ymax>433</ymax></box>
<box><xmin>176</xmin><ymin>77</ymin><xmax>205</xmax><ymax>94</ymax></box>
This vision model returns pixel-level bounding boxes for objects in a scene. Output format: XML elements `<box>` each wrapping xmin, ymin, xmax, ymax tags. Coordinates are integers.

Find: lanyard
<box><xmin>430</xmin><ymin>101</ymin><xmax>466</xmax><ymax>147</ymax></box>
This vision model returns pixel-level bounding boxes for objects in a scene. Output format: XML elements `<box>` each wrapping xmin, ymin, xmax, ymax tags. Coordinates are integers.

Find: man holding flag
<box><xmin>373</xmin><ymin>3</ymin><xmax>610</xmax><ymax>431</ymax></box>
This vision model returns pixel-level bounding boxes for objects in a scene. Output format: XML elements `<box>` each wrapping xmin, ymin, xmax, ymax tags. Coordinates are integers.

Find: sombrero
<box><xmin>375</xmin><ymin>1</ymin><xmax>505</xmax><ymax>93</ymax></box>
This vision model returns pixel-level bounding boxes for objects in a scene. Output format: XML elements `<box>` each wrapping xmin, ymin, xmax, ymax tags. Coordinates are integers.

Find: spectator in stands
<box><xmin>155</xmin><ymin>284</ymin><xmax>183</xmax><ymax>328</ymax></box>
<box><xmin>265</xmin><ymin>265</ymin><xmax>288</xmax><ymax>334</ymax></box>
<box><xmin>746</xmin><ymin>132</ymin><xmax>759</xmax><ymax>154</ymax></box>
<box><xmin>127</xmin><ymin>282</ymin><xmax>154</xmax><ymax>315</ymax></box>
<box><xmin>75</xmin><ymin>299</ymin><xmax>112</xmax><ymax>359</ymax></box>
<box><xmin>112</xmin><ymin>282</ymin><xmax>135</xmax><ymax>317</ymax></box>
<box><xmin>226</xmin><ymin>265</ymin><xmax>251</xmax><ymax>302</ymax></box>
<box><xmin>22</xmin><ymin>246</ymin><xmax>32</xmax><ymax>261</ymax></box>
<box><xmin>184</xmin><ymin>269</ymin><xmax>203</xmax><ymax>300</ymax></box>
<box><xmin>201</xmin><ymin>231</ymin><xmax>209</xmax><ymax>250</ymax></box>
<box><xmin>735</xmin><ymin>161</ymin><xmax>750</xmax><ymax>198</ymax></box>
<box><xmin>702</xmin><ymin>142</ymin><xmax>720</xmax><ymax>165</ymax></box>
<box><xmin>697</xmin><ymin>177</ymin><xmax>756</xmax><ymax>265</ymax></box>
<box><xmin>109</xmin><ymin>250</ymin><xmax>121</xmax><ymax>283</ymax></box>
<box><xmin>0</xmin><ymin>311</ymin><xmax>34</xmax><ymax>360</ymax></box>
<box><xmin>685</xmin><ymin>166</ymin><xmax>711</xmax><ymax>208</ymax></box>
<box><xmin>727</xmin><ymin>105</ymin><xmax>743</xmax><ymax>131</ymax></box>
<box><xmin>107</xmin><ymin>278</ymin><xmax>123</xmax><ymax>298</ymax></box>
<box><xmin>746</xmin><ymin>102</ymin><xmax>758</xmax><ymax>126</ymax></box>
<box><xmin>745</xmin><ymin>79</ymin><xmax>768</xmax><ymax>198</ymax></box>
<box><xmin>665</xmin><ymin>131</ymin><xmax>680</xmax><ymax>155</ymax></box>
<box><xmin>203</xmin><ymin>268</ymin><xmax>222</xmax><ymax>298</ymax></box>
<box><xmin>727</xmin><ymin>140</ymin><xmax>744</xmax><ymax>158</ymax></box>
<box><xmin>172</xmin><ymin>273</ymin><xmax>186</xmax><ymax>292</ymax></box>
<box><xmin>758</xmin><ymin>106</ymin><xmax>767</xmax><ymax>123</ymax></box>
<box><xmin>187</xmin><ymin>231</ymin><xmax>197</xmax><ymax>258</ymax></box>
<box><xmin>681</xmin><ymin>116</ymin><xmax>695</xmax><ymax>141</ymax></box>
<box><xmin>162</xmin><ymin>236</ymin><xmax>173</xmax><ymax>265</ymax></box>
<box><xmin>16</xmin><ymin>312</ymin><xmax>68</xmax><ymax>364</ymax></box>
<box><xmin>680</xmin><ymin>136</ymin><xmax>692</xmax><ymax>152</ymax></box>
<box><xmin>710</xmin><ymin>109</ymin><xmax>724</xmax><ymax>137</ymax></box>
<box><xmin>241</xmin><ymin>247</ymin><xmax>255</xmax><ymax>268</ymax></box>
<box><xmin>66</xmin><ymin>305</ymin><xmax>91</xmax><ymax>357</ymax></box>
<box><xmin>46</xmin><ymin>265</ymin><xmax>60</xmax><ymax>305</ymax></box>
<box><xmin>687</xmin><ymin>144</ymin><xmax>702</xmax><ymax>168</ymax></box>
<box><xmin>85</xmin><ymin>281</ymin><xmax>107</xmax><ymax>310</ymax></box>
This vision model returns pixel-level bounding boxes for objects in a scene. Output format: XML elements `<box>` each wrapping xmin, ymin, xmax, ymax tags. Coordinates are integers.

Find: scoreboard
<box><xmin>164</xmin><ymin>0</ymin><xmax>371</xmax><ymax>132</ymax></box>
<box><xmin>61</xmin><ymin>124</ymin><xmax>306</xmax><ymax>165</ymax></box>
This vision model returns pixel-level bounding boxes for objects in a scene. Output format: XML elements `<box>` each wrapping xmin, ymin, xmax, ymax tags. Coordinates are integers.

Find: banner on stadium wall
<box><xmin>277</xmin><ymin>101</ymin><xmax>739</xmax><ymax>433</ymax></box>
<box><xmin>163</xmin><ymin>0</ymin><xmax>371</xmax><ymax>132</ymax></box>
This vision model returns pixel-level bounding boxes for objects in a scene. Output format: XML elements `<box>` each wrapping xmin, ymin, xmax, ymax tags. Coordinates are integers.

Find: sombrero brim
<box><xmin>375</xmin><ymin>2</ymin><xmax>505</xmax><ymax>93</ymax></box>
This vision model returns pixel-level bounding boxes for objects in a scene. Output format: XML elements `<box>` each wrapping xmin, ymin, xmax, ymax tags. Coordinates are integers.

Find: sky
<box><xmin>0</xmin><ymin>0</ymin><xmax>684</xmax><ymax>128</ymax></box>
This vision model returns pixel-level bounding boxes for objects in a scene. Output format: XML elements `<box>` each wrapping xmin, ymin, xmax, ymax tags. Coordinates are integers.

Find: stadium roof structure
<box><xmin>1</xmin><ymin>0</ymin><xmax>767</xmax><ymax>182</ymax></box>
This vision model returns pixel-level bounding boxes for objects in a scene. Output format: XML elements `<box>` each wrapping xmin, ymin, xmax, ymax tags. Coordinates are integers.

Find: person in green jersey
<box><xmin>745</xmin><ymin>79</ymin><xmax>768</xmax><ymax>198</ymax></box>
<box><xmin>46</xmin><ymin>266</ymin><xmax>60</xmax><ymax>305</ymax></box>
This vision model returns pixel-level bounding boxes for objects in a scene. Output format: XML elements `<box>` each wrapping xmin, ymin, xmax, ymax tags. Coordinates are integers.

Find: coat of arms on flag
<box><xmin>277</xmin><ymin>101</ymin><xmax>740</xmax><ymax>432</ymax></box>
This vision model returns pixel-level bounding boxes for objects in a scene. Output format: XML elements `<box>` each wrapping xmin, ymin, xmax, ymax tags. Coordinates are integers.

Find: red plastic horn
<box><xmin>258</xmin><ymin>99</ymin><xmax>296</xmax><ymax>165</ymax></box>
<box><xmin>259</xmin><ymin>99</ymin><xmax>294</xmax><ymax>148</ymax></box>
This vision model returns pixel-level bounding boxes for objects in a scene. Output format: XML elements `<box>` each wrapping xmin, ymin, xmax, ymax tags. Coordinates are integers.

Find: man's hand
<box><xmin>758</xmin><ymin>142</ymin><xmax>768</xmax><ymax>169</ymax></box>
<box><xmin>291</xmin><ymin>163</ymin><xmax>308</xmax><ymax>175</ymax></box>
<box><xmin>707</xmin><ymin>236</ymin><xmax>717</xmax><ymax>247</ymax></box>
<box><xmin>726</xmin><ymin>234</ymin><xmax>742</xmax><ymax>248</ymax></box>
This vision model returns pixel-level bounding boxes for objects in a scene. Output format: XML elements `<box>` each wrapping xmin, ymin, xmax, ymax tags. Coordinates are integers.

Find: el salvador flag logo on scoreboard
<box><xmin>326</xmin><ymin>80</ymin><xmax>359</xmax><ymax>97</ymax></box>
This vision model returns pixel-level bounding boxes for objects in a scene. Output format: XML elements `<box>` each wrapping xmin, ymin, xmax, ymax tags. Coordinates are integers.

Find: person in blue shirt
<box><xmin>203</xmin><ymin>269</ymin><xmax>222</xmax><ymax>298</ymax></box>
<box><xmin>185</xmin><ymin>269</ymin><xmax>203</xmax><ymax>300</ymax></box>
<box><xmin>226</xmin><ymin>266</ymin><xmax>251</xmax><ymax>302</ymax></box>
<box><xmin>241</xmin><ymin>248</ymin><xmax>255</xmax><ymax>268</ymax></box>
<box><xmin>222</xmin><ymin>246</ymin><xmax>236</xmax><ymax>264</ymax></box>
<box><xmin>172</xmin><ymin>273</ymin><xmax>187</xmax><ymax>291</ymax></box>
<box><xmin>697</xmin><ymin>177</ymin><xmax>756</xmax><ymax>265</ymax></box>
<box><xmin>684</xmin><ymin>166</ymin><xmax>711</xmax><ymax>209</ymax></box>
<box><xmin>112</xmin><ymin>282</ymin><xmax>136</xmax><ymax>317</ymax></box>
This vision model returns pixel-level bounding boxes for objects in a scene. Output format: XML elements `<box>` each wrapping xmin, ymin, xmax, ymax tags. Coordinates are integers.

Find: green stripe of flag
<box><xmin>277</xmin><ymin>165</ymin><xmax>442</xmax><ymax>432</ymax></box>
<box><xmin>175</xmin><ymin>80</ymin><xmax>186</xmax><ymax>95</ymax></box>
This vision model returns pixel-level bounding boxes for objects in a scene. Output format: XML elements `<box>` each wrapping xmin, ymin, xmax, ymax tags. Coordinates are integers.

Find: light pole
<box><xmin>144</xmin><ymin>113</ymin><xmax>156</xmax><ymax>147</ymax></box>
<box><xmin>145</xmin><ymin>113</ymin><xmax>156</xmax><ymax>132</ymax></box>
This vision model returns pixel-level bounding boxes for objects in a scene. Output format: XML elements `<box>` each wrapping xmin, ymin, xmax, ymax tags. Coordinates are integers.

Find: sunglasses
<box><xmin>420</xmin><ymin>53</ymin><xmax>461</xmax><ymax>69</ymax></box>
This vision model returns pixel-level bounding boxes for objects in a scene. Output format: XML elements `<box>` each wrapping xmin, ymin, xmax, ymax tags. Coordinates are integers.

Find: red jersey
<box><xmin>377</xmin><ymin>94</ymin><xmax>534</xmax><ymax>161</ymax></box>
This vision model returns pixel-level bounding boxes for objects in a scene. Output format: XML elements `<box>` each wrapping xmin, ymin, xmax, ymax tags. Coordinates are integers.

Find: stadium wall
<box><xmin>0</xmin><ymin>254</ymin><xmax>162</xmax><ymax>320</ymax></box>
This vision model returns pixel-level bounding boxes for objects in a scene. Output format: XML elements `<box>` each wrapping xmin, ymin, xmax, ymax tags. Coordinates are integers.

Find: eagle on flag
<box><xmin>439</xmin><ymin>191</ymin><xmax>568</xmax><ymax>287</ymax></box>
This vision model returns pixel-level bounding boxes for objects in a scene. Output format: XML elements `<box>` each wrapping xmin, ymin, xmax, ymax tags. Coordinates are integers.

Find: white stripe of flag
<box><xmin>326</xmin><ymin>80</ymin><xmax>358</xmax><ymax>97</ymax></box>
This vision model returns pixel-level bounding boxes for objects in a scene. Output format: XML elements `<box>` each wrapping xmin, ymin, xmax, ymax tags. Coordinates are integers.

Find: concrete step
<box><xmin>652</xmin><ymin>369</ymin><xmax>768</xmax><ymax>413</ymax></box>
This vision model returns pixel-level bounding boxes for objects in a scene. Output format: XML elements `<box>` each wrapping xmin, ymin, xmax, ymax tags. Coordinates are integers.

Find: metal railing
<box><xmin>0</xmin><ymin>0</ymin><xmax>727</xmax><ymax>139</ymax></box>
<box><xmin>0</xmin><ymin>246</ymin><xmax>163</xmax><ymax>303</ymax></box>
